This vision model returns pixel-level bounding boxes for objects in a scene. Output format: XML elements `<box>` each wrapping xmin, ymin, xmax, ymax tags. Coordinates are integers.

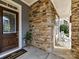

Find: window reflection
<box><xmin>3</xmin><ymin>16</ymin><xmax>10</xmax><ymax>32</ymax></box>
<box><xmin>3</xmin><ymin>11</ymin><xmax>16</xmax><ymax>33</ymax></box>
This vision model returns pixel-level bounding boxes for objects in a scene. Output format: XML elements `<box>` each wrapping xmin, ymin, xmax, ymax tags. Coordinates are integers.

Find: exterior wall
<box><xmin>30</xmin><ymin>0</ymin><xmax>58</xmax><ymax>51</ymax></box>
<box><xmin>13</xmin><ymin>0</ymin><xmax>30</xmax><ymax>47</ymax></box>
<box><xmin>71</xmin><ymin>0</ymin><xmax>79</xmax><ymax>59</ymax></box>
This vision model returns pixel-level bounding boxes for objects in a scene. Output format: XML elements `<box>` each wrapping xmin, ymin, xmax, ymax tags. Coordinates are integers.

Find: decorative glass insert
<box><xmin>3</xmin><ymin>10</ymin><xmax>16</xmax><ymax>33</ymax></box>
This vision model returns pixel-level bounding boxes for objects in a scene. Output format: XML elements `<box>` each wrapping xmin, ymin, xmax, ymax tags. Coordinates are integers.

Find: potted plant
<box><xmin>24</xmin><ymin>31</ymin><xmax>32</xmax><ymax>46</ymax></box>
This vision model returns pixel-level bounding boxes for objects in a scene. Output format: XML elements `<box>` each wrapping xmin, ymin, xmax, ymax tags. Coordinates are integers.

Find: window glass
<box><xmin>3</xmin><ymin>10</ymin><xmax>16</xmax><ymax>33</ymax></box>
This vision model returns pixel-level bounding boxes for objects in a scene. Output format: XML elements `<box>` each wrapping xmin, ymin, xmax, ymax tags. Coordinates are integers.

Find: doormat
<box><xmin>3</xmin><ymin>49</ymin><xmax>27</xmax><ymax>59</ymax></box>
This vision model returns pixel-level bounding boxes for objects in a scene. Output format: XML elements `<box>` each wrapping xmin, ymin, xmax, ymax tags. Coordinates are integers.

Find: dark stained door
<box><xmin>0</xmin><ymin>6</ymin><xmax>19</xmax><ymax>52</ymax></box>
<box><xmin>0</xmin><ymin>6</ymin><xmax>3</xmax><ymax>53</ymax></box>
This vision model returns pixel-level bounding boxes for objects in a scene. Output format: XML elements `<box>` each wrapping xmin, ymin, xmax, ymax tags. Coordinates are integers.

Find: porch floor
<box><xmin>16</xmin><ymin>46</ymin><xmax>74</xmax><ymax>59</ymax></box>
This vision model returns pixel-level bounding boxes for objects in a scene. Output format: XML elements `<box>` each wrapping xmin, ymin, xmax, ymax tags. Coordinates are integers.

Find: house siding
<box><xmin>13</xmin><ymin>0</ymin><xmax>30</xmax><ymax>47</ymax></box>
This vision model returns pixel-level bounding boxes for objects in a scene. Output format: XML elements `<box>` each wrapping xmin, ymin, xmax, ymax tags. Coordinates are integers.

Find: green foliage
<box><xmin>24</xmin><ymin>31</ymin><xmax>32</xmax><ymax>42</ymax></box>
<box><xmin>60</xmin><ymin>24</ymin><xmax>69</xmax><ymax>34</ymax></box>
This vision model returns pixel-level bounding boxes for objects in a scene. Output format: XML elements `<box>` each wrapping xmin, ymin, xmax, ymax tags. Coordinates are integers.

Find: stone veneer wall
<box><xmin>29</xmin><ymin>0</ymin><xmax>58</xmax><ymax>51</ymax></box>
<box><xmin>71</xmin><ymin>0</ymin><xmax>79</xmax><ymax>59</ymax></box>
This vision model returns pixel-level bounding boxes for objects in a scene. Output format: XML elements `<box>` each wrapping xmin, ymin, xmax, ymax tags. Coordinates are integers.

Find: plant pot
<box><xmin>25</xmin><ymin>40</ymin><xmax>31</xmax><ymax>46</ymax></box>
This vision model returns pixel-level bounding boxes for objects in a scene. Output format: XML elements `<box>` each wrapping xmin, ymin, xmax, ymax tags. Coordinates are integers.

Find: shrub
<box><xmin>60</xmin><ymin>24</ymin><xmax>69</xmax><ymax>34</ymax></box>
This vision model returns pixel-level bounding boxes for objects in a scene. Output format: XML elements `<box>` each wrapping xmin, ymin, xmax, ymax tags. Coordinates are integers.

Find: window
<box><xmin>3</xmin><ymin>10</ymin><xmax>16</xmax><ymax>33</ymax></box>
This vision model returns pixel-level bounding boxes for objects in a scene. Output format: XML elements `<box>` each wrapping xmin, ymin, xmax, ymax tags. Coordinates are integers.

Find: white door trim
<box><xmin>0</xmin><ymin>0</ymin><xmax>22</xmax><ymax>58</ymax></box>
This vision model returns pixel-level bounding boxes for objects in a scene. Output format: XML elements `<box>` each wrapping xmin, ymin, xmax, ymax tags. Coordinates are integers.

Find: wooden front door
<box><xmin>0</xmin><ymin>6</ymin><xmax>19</xmax><ymax>52</ymax></box>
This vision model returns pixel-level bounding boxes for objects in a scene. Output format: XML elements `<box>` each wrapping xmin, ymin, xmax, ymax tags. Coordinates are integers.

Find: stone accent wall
<box><xmin>71</xmin><ymin>0</ymin><xmax>79</xmax><ymax>59</ymax></box>
<box><xmin>29</xmin><ymin>0</ymin><xmax>58</xmax><ymax>51</ymax></box>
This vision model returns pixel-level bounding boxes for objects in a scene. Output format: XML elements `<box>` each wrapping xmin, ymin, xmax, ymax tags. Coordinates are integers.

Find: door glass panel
<box><xmin>3</xmin><ymin>10</ymin><xmax>16</xmax><ymax>33</ymax></box>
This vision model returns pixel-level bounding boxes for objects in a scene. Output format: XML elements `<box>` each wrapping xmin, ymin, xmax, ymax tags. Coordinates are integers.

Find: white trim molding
<box><xmin>21</xmin><ymin>0</ymin><xmax>38</xmax><ymax>6</ymax></box>
<box><xmin>0</xmin><ymin>0</ymin><xmax>22</xmax><ymax>58</ymax></box>
<box><xmin>21</xmin><ymin>0</ymin><xmax>30</xmax><ymax>6</ymax></box>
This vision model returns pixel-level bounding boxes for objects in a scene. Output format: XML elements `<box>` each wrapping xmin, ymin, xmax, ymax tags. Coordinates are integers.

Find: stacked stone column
<box><xmin>29</xmin><ymin>0</ymin><xmax>58</xmax><ymax>51</ymax></box>
<box><xmin>71</xmin><ymin>0</ymin><xmax>79</xmax><ymax>59</ymax></box>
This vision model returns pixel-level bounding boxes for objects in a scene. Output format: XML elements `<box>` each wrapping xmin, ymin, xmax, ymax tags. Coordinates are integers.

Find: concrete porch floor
<box><xmin>16</xmin><ymin>46</ymin><xmax>74</xmax><ymax>59</ymax></box>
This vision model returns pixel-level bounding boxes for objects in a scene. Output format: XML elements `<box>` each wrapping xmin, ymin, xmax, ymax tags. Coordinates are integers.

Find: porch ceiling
<box><xmin>21</xmin><ymin>0</ymin><xmax>71</xmax><ymax>18</ymax></box>
<box><xmin>21</xmin><ymin>0</ymin><xmax>38</xmax><ymax>6</ymax></box>
<box><xmin>51</xmin><ymin>0</ymin><xmax>71</xmax><ymax>18</ymax></box>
